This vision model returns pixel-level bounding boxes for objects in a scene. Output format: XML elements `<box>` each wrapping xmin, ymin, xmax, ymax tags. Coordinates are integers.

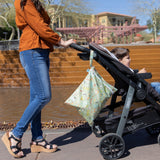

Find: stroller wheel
<box><xmin>99</xmin><ymin>133</ymin><xmax>125</xmax><ymax>160</ymax></box>
<box><xmin>146</xmin><ymin>124</ymin><xmax>160</xmax><ymax>136</ymax></box>
<box><xmin>92</xmin><ymin>123</ymin><xmax>105</xmax><ymax>137</ymax></box>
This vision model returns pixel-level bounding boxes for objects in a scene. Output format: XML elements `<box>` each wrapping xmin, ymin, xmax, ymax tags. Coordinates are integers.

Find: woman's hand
<box><xmin>59</xmin><ymin>39</ymin><xmax>75</xmax><ymax>47</ymax></box>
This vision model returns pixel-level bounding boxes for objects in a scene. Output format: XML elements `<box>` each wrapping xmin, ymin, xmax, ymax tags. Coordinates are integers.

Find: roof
<box><xmin>97</xmin><ymin>12</ymin><xmax>133</xmax><ymax>18</ymax></box>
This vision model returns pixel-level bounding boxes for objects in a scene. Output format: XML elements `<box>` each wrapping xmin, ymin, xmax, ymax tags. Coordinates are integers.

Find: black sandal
<box><xmin>1</xmin><ymin>132</ymin><xmax>24</xmax><ymax>158</ymax></box>
<box><xmin>30</xmin><ymin>138</ymin><xmax>57</xmax><ymax>153</ymax></box>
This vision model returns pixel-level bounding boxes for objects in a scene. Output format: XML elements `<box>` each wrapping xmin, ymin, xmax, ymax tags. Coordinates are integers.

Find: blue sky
<box><xmin>88</xmin><ymin>0</ymin><xmax>132</xmax><ymax>15</ymax></box>
<box><xmin>87</xmin><ymin>0</ymin><xmax>148</xmax><ymax>26</ymax></box>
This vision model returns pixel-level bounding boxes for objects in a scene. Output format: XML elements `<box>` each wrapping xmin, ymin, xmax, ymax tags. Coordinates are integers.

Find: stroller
<box><xmin>70</xmin><ymin>43</ymin><xmax>160</xmax><ymax>160</ymax></box>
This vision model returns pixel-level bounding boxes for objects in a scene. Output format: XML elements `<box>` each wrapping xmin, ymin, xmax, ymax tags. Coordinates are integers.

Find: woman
<box><xmin>1</xmin><ymin>0</ymin><xmax>75</xmax><ymax>158</ymax></box>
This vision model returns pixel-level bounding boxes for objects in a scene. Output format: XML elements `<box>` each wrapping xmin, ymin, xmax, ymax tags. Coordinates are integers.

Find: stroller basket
<box><xmin>104</xmin><ymin>105</ymin><xmax>160</xmax><ymax>134</ymax></box>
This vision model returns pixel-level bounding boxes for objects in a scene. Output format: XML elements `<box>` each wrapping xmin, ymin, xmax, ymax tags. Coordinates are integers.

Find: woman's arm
<box><xmin>23</xmin><ymin>0</ymin><xmax>61</xmax><ymax>45</ymax></box>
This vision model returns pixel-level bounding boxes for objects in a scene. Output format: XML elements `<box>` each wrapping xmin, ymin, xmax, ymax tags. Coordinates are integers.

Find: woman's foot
<box><xmin>30</xmin><ymin>138</ymin><xmax>57</xmax><ymax>153</ymax></box>
<box><xmin>1</xmin><ymin>132</ymin><xmax>24</xmax><ymax>158</ymax></box>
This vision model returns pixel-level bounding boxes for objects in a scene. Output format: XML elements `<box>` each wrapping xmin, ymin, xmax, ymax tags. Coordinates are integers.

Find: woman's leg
<box><xmin>29</xmin><ymin>82</ymin><xmax>43</xmax><ymax>140</ymax></box>
<box><xmin>31</xmin><ymin>112</ymin><xmax>42</xmax><ymax>140</ymax></box>
<box><xmin>12</xmin><ymin>48</ymin><xmax>51</xmax><ymax>139</ymax></box>
<box><xmin>30</xmin><ymin>51</ymin><xmax>50</xmax><ymax>140</ymax></box>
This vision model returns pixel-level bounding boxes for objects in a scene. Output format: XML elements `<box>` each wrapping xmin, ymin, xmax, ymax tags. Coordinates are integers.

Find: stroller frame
<box><xmin>116</xmin><ymin>85</ymin><xmax>135</xmax><ymax>136</ymax></box>
<box><xmin>70</xmin><ymin>43</ymin><xmax>160</xmax><ymax>160</ymax></box>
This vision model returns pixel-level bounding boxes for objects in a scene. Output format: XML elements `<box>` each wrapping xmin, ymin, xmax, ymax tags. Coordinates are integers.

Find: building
<box><xmin>96</xmin><ymin>12</ymin><xmax>136</xmax><ymax>27</ymax></box>
<box><xmin>48</xmin><ymin>5</ymin><xmax>93</xmax><ymax>29</ymax></box>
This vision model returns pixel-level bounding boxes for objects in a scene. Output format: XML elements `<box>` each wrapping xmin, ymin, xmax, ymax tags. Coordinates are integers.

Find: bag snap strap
<box><xmin>89</xmin><ymin>50</ymin><xmax>94</xmax><ymax>68</ymax></box>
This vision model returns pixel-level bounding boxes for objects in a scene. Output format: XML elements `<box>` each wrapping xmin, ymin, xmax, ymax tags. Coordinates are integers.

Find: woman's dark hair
<box><xmin>110</xmin><ymin>47</ymin><xmax>130</xmax><ymax>60</ymax></box>
<box><xmin>20</xmin><ymin>0</ymin><xmax>43</xmax><ymax>13</ymax></box>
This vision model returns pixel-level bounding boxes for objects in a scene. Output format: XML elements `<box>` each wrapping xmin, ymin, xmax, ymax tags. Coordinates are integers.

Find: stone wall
<box><xmin>0</xmin><ymin>44</ymin><xmax>160</xmax><ymax>87</ymax></box>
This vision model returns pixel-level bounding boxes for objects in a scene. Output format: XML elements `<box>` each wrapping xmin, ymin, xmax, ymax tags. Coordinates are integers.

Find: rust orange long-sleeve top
<box><xmin>14</xmin><ymin>0</ymin><xmax>61</xmax><ymax>52</ymax></box>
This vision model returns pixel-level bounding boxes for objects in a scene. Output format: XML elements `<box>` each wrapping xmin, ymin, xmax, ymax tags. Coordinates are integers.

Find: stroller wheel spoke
<box><xmin>110</xmin><ymin>136</ymin><xmax>115</xmax><ymax>144</ymax></box>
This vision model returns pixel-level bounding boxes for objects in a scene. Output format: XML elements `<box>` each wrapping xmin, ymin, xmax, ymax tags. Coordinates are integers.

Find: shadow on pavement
<box><xmin>50</xmin><ymin>125</ymin><xmax>92</xmax><ymax>146</ymax></box>
<box><xmin>121</xmin><ymin>129</ymin><xmax>158</xmax><ymax>158</ymax></box>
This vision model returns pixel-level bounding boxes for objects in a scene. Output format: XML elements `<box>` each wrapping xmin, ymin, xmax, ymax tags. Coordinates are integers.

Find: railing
<box><xmin>56</xmin><ymin>24</ymin><xmax>148</xmax><ymax>44</ymax></box>
<box><xmin>0</xmin><ymin>40</ymin><xmax>19</xmax><ymax>51</ymax></box>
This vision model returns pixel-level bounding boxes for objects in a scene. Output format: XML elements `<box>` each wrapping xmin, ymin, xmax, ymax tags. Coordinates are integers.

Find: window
<box><xmin>84</xmin><ymin>20</ymin><xmax>88</xmax><ymax>27</ymax></box>
<box><xmin>102</xmin><ymin>19</ymin><xmax>105</xmax><ymax>23</ymax></box>
<box><xmin>111</xmin><ymin>17</ymin><xmax>116</xmax><ymax>26</ymax></box>
<box><xmin>79</xmin><ymin>19</ymin><xmax>83</xmax><ymax>27</ymax></box>
<box><xmin>66</xmin><ymin>16</ymin><xmax>73</xmax><ymax>27</ymax></box>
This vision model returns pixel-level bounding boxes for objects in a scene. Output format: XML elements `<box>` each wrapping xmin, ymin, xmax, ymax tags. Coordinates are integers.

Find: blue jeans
<box><xmin>151</xmin><ymin>82</ymin><xmax>160</xmax><ymax>94</ymax></box>
<box><xmin>12</xmin><ymin>48</ymin><xmax>51</xmax><ymax>140</ymax></box>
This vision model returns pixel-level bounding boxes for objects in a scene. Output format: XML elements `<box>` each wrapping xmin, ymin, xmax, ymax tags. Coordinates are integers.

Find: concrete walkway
<box><xmin>0</xmin><ymin>127</ymin><xmax>160</xmax><ymax>160</ymax></box>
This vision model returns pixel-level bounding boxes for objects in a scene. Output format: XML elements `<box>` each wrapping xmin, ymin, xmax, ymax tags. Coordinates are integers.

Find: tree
<box><xmin>0</xmin><ymin>0</ymin><xmax>16</xmax><ymax>40</ymax></box>
<box><xmin>43</xmin><ymin>0</ymin><xmax>91</xmax><ymax>29</ymax></box>
<box><xmin>130</xmin><ymin>0</ymin><xmax>160</xmax><ymax>43</ymax></box>
<box><xmin>0</xmin><ymin>15</ymin><xmax>15</xmax><ymax>40</ymax></box>
<box><xmin>147</xmin><ymin>9</ymin><xmax>160</xmax><ymax>40</ymax></box>
<box><xmin>0</xmin><ymin>0</ymin><xmax>91</xmax><ymax>40</ymax></box>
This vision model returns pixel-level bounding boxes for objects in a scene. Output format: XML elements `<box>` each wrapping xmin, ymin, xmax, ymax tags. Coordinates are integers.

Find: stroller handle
<box><xmin>70</xmin><ymin>43</ymin><xmax>90</xmax><ymax>53</ymax></box>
